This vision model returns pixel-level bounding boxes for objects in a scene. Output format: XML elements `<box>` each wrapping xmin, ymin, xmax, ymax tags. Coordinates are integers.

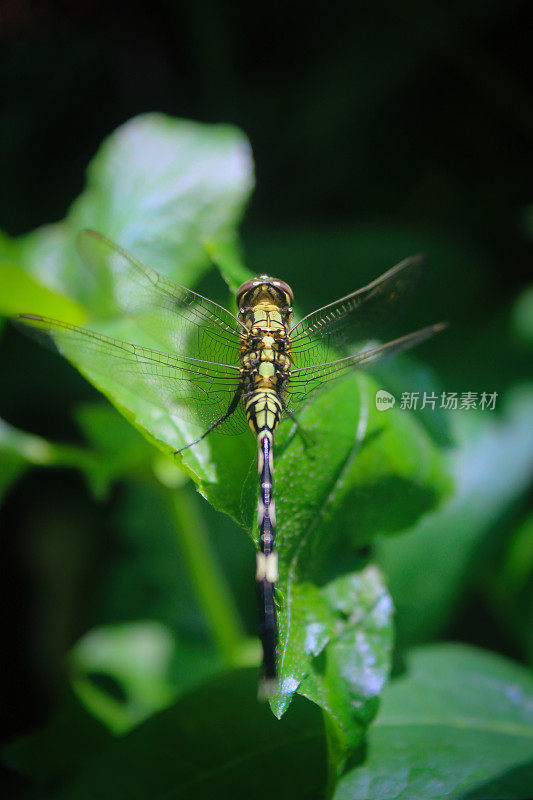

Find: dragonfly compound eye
<box><xmin>237</xmin><ymin>276</ymin><xmax>294</xmax><ymax>308</ymax></box>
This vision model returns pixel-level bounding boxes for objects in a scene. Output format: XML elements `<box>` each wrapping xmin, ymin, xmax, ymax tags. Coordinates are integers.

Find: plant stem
<box><xmin>165</xmin><ymin>484</ymin><xmax>245</xmax><ymax>664</ymax></box>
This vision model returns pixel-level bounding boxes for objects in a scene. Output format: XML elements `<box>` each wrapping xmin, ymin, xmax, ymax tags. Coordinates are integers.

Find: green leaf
<box><xmin>377</xmin><ymin>387</ymin><xmax>533</xmax><ymax>650</ymax></box>
<box><xmin>268</xmin><ymin>372</ymin><xmax>449</xmax><ymax>718</ymax></box>
<box><xmin>53</xmin><ymin>669</ymin><xmax>327</xmax><ymax>800</ymax></box>
<box><xmin>69</xmin><ymin>622</ymin><xmax>182</xmax><ymax>734</ymax></box>
<box><xmin>3</xmin><ymin>113</ymin><xmax>253</xmax><ymax>313</ymax></box>
<box><xmin>334</xmin><ymin>644</ymin><xmax>533</xmax><ymax>800</ymax></box>
<box><xmin>3</xmin><ymin>115</ymin><xmax>256</xmax><ymax>518</ymax></box>
<box><xmin>298</xmin><ymin>567</ymin><xmax>393</xmax><ymax>783</ymax></box>
<box><xmin>0</xmin><ymin>263</ymin><xmax>85</xmax><ymax>320</ymax></box>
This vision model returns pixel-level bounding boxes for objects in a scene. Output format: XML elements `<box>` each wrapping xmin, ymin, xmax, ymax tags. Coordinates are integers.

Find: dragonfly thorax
<box><xmin>238</xmin><ymin>278</ymin><xmax>293</xmax><ymax>405</ymax></box>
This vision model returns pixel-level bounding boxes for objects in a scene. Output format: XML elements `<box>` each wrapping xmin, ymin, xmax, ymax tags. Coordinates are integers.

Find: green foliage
<box><xmin>483</xmin><ymin>508</ymin><xmax>533</xmax><ymax>667</ymax></box>
<box><xmin>69</xmin><ymin>622</ymin><xmax>180</xmax><ymax>734</ymax></box>
<box><xmin>5</xmin><ymin>113</ymin><xmax>449</xmax><ymax>773</ymax></box>
<box><xmin>0</xmin><ymin>414</ymin><xmax>114</xmax><ymax>503</ymax></box>
<box><xmin>4</xmin><ymin>673</ymin><xmax>327</xmax><ymax>800</ymax></box>
<box><xmin>1</xmin><ymin>113</ymin><xmax>532</xmax><ymax>798</ymax></box>
<box><xmin>5</xmin><ymin>646</ymin><xmax>532</xmax><ymax>800</ymax></box>
<box><xmin>334</xmin><ymin>645</ymin><xmax>533</xmax><ymax>800</ymax></box>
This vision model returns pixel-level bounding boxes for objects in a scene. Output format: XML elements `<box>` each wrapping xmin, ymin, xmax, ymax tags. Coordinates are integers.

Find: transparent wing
<box><xmin>17</xmin><ymin>314</ymin><xmax>248</xmax><ymax>435</ymax></box>
<box><xmin>289</xmin><ymin>255</ymin><xmax>424</xmax><ymax>367</ymax></box>
<box><xmin>286</xmin><ymin>323</ymin><xmax>446</xmax><ymax>414</ymax></box>
<box><xmin>77</xmin><ymin>230</ymin><xmax>244</xmax><ymax>365</ymax></box>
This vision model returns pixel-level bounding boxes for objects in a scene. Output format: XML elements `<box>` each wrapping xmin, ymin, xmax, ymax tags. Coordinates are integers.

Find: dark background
<box><xmin>2</xmin><ymin>0</ymin><xmax>533</xmax><ymax>283</ymax></box>
<box><xmin>1</xmin><ymin>0</ymin><xmax>532</xmax><ymax>748</ymax></box>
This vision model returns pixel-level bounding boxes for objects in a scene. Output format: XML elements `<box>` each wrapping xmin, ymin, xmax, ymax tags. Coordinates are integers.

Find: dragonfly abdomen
<box><xmin>245</xmin><ymin>390</ymin><xmax>283</xmax><ymax>565</ymax></box>
<box><xmin>246</xmin><ymin>389</ymin><xmax>283</xmax><ymax>695</ymax></box>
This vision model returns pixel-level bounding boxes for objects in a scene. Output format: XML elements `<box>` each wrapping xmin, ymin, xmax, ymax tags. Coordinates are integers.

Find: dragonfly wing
<box><xmin>17</xmin><ymin>314</ymin><xmax>248</xmax><ymax>435</ymax></box>
<box><xmin>286</xmin><ymin>323</ymin><xmax>446</xmax><ymax>414</ymax></box>
<box><xmin>289</xmin><ymin>255</ymin><xmax>425</xmax><ymax>367</ymax></box>
<box><xmin>77</xmin><ymin>230</ymin><xmax>243</xmax><ymax>365</ymax></box>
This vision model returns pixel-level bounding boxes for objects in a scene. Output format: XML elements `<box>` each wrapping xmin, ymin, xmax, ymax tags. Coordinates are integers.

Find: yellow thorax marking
<box><xmin>249</xmin><ymin>305</ymin><xmax>284</xmax><ymax>329</ymax></box>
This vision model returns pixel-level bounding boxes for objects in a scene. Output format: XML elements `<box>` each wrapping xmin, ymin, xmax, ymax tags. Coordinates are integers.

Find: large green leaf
<box><xmin>297</xmin><ymin>566</ymin><xmax>393</xmax><ymax>783</ymax></box>
<box><xmin>0</xmin><ymin>263</ymin><xmax>85</xmax><ymax>321</ymax></box>
<box><xmin>0</xmin><ymin>113</ymin><xmax>253</xmax><ymax>315</ymax></box>
<box><xmin>253</xmin><ymin>370</ymin><xmax>449</xmax><ymax>773</ymax></box>
<box><xmin>268</xmin><ymin>371</ymin><xmax>449</xmax><ymax>709</ymax></box>
<box><xmin>334</xmin><ymin>644</ymin><xmax>533</xmax><ymax>800</ymax></box>
<box><xmin>53</xmin><ymin>669</ymin><xmax>327</xmax><ymax>800</ymax></box>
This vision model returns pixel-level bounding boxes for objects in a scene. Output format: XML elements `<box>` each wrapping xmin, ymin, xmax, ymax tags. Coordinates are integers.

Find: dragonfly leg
<box><xmin>281</xmin><ymin>400</ymin><xmax>315</xmax><ymax>451</ymax></box>
<box><xmin>174</xmin><ymin>388</ymin><xmax>243</xmax><ymax>454</ymax></box>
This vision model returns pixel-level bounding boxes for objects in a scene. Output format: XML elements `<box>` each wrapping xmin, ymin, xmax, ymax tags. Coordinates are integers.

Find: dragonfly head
<box><xmin>236</xmin><ymin>275</ymin><xmax>294</xmax><ymax>310</ymax></box>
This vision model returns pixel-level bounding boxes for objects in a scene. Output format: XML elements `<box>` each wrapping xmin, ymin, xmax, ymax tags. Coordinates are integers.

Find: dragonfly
<box><xmin>17</xmin><ymin>230</ymin><xmax>445</xmax><ymax>697</ymax></box>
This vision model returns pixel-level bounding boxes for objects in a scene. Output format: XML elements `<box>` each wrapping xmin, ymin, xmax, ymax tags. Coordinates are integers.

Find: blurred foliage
<box><xmin>377</xmin><ymin>387</ymin><xmax>533</xmax><ymax>654</ymax></box>
<box><xmin>4</xmin><ymin>671</ymin><xmax>328</xmax><ymax>800</ymax></box>
<box><xmin>1</xmin><ymin>2</ymin><xmax>532</xmax><ymax>798</ymax></box>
